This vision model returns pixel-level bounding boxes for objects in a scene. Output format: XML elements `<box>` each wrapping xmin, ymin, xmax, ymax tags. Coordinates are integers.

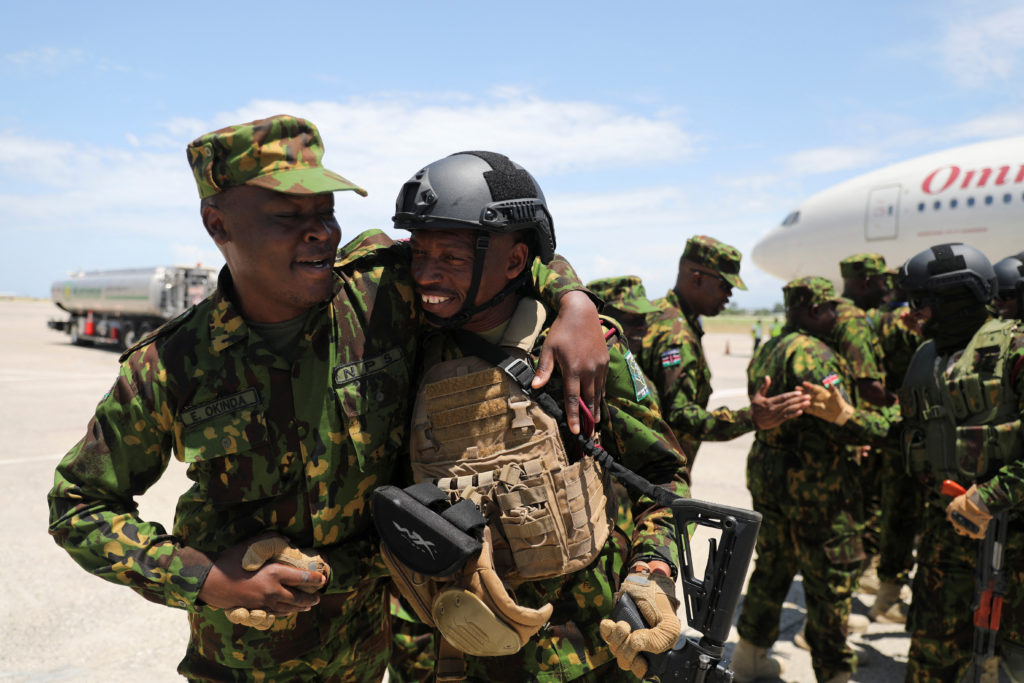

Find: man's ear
<box><xmin>505</xmin><ymin>240</ymin><xmax>531</xmax><ymax>281</ymax></box>
<box><xmin>202</xmin><ymin>202</ymin><xmax>229</xmax><ymax>246</ymax></box>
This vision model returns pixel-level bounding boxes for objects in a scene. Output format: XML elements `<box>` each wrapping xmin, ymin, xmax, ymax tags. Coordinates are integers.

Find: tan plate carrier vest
<box><xmin>411</xmin><ymin>300</ymin><xmax>614</xmax><ymax>582</ymax></box>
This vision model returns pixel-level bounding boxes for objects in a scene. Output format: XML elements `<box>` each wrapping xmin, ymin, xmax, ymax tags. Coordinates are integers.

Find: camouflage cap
<box><xmin>682</xmin><ymin>235</ymin><xmax>747</xmax><ymax>290</ymax></box>
<box><xmin>587</xmin><ymin>275</ymin><xmax>661</xmax><ymax>315</ymax></box>
<box><xmin>839</xmin><ymin>253</ymin><xmax>887</xmax><ymax>278</ymax></box>
<box><xmin>783</xmin><ymin>276</ymin><xmax>842</xmax><ymax>310</ymax></box>
<box><xmin>186</xmin><ymin>114</ymin><xmax>367</xmax><ymax>200</ymax></box>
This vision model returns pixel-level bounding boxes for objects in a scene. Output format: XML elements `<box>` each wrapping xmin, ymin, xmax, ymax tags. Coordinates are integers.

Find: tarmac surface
<box><xmin>1</xmin><ymin>298</ymin><xmax>910</xmax><ymax>682</ymax></box>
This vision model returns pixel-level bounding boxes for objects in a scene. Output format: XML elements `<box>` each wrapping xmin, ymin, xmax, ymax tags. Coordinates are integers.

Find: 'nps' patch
<box><xmin>624</xmin><ymin>350</ymin><xmax>651</xmax><ymax>401</ymax></box>
<box><xmin>660</xmin><ymin>348</ymin><xmax>681</xmax><ymax>367</ymax></box>
<box><xmin>333</xmin><ymin>347</ymin><xmax>405</xmax><ymax>386</ymax></box>
<box><xmin>822</xmin><ymin>373</ymin><xmax>840</xmax><ymax>388</ymax></box>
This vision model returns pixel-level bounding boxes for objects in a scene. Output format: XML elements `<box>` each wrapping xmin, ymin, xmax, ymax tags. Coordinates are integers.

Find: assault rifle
<box><xmin>611</xmin><ymin>498</ymin><xmax>762</xmax><ymax>682</ymax></box>
<box><xmin>941</xmin><ymin>480</ymin><xmax>1008</xmax><ymax>683</ymax></box>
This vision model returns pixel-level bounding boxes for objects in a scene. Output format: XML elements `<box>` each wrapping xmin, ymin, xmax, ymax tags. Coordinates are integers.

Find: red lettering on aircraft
<box><xmin>924</xmin><ymin>163</ymin><xmax>1024</xmax><ymax>194</ymax></box>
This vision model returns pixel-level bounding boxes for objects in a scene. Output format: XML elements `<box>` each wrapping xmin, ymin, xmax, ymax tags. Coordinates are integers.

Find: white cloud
<box><xmin>939</xmin><ymin>6</ymin><xmax>1024</xmax><ymax>87</ymax></box>
<box><xmin>0</xmin><ymin>91</ymin><xmax>696</xmax><ymax>296</ymax></box>
<box><xmin>2</xmin><ymin>47</ymin><xmax>84</xmax><ymax>74</ymax></box>
<box><xmin>783</xmin><ymin>145</ymin><xmax>886</xmax><ymax>176</ymax></box>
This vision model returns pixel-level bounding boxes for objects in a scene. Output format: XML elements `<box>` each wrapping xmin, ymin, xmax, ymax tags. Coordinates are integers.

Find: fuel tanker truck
<box><xmin>48</xmin><ymin>266</ymin><xmax>218</xmax><ymax>349</ymax></box>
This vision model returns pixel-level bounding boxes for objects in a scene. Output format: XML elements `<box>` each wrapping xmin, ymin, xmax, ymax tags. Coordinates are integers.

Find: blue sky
<box><xmin>4</xmin><ymin>0</ymin><xmax>1024</xmax><ymax>306</ymax></box>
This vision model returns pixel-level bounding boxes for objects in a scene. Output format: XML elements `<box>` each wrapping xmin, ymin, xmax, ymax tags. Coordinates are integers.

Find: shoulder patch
<box><xmin>624</xmin><ymin>349</ymin><xmax>651</xmax><ymax>401</ymax></box>
<box><xmin>660</xmin><ymin>348</ymin><xmax>681</xmax><ymax>367</ymax></box>
<box><xmin>118</xmin><ymin>306</ymin><xmax>196</xmax><ymax>363</ymax></box>
<box><xmin>821</xmin><ymin>373</ymin><xmax>840</xmax><ymax>388</ymax></box>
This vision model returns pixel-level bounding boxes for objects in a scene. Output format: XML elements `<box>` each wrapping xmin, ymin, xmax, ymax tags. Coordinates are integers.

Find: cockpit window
<box><xmin>782</xmin><ymin>211</ymin><xmax>800</xmax><ymax>226</ymax></box>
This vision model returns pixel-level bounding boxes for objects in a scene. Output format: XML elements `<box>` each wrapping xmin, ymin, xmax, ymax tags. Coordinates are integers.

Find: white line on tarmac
<box><xmin>1</xmin><ymin>453</ymin><xmax>63</xmax><ymax>465</ymax></box>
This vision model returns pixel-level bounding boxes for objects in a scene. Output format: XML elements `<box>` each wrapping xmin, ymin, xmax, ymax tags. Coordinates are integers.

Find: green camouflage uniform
<box><xmin>736</xmin><ymin>277</ymin><xmax>891</xmax><ymax>682</ymax></box>
<box><xmin>417</xmin><ymin>306</ymin><xmax>691</xmax><ymax>683</ymax></box>
<box><xmin>902</xmin><ymin>317</ymin><xmax>1024</xmax><ymax>682</ymax></box>
<box><xmin>640</xmin><ymin>237</ymin><xmax>754</xmax><ymax>464</ymax></box>
<box><xmin>835</xmin><ymin>254</ymin><xmax>891</xmax><ymax>559</ymax></box>
<box><xmin>47</xmin><ymin>116</ymin><xmax>589</xmax><ymax>682</ymax></box>
<box><xmin>587</xmin><ymin>275</ymin><xmax>666</xmax><ymax>535</ymax></box>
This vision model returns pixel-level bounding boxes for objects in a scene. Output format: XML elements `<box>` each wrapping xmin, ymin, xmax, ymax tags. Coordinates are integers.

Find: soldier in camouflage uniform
<box><xmin>832</xmin><ymin>253</ymin><xmax>899</xmax><ymax>601</ymax></box>
<box><xmin>897</xmin><ymin>243</ymin><xmax>1024</xmax><ymax>683</ymax></box>
<box><xmin>586</xmin><ymin>275</ymin><xmax>661</xmax><ymax>358</ymax></box>
<box><xmin>636</xmin><ymin>237</ymin><xmax>810</xmax><ymax>467</ymax></box>
<box><xmin>388</xmin><ymin>151</ymin><xmax>691</xmax><ymax>682</ymax></box>
<box><xmin>46</xmin><ymin>116</ymin><xmax>609</xmax><ymax>682</ymax></box>
<box><xmin>733</xmin><ymin>277</ymin><xmax>892</xmax><ymax>683</ymax></box>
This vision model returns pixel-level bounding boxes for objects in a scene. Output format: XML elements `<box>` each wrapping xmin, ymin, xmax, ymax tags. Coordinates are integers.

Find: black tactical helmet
<box><xmin>393</xmin><ymin>151</ymin><xmax>555</xmax><ymax>328</ymax></box>
<box><xmin>393</xmin><ymin>151</ymin><xmax>555</xmax><ymax>263</ymax></box>
<box><xmin>897</xmin><ymin>243</ymin><xmax>996</xmax><ymax>304</ymax></box>
<box><xmin>994</xmin><ymin>256</ymin><xmax>1024</xmax><ymax>299</ymax></box>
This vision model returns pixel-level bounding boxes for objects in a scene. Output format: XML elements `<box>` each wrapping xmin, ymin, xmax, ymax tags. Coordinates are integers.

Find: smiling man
<box><xmin>47</xmin><ymin>116</ymin><xmax>607</xmax><ymax>682</ymax></box>
<box><xmin>380</xmin><ymin>151</ymin><xmax>690</xmax><ymax>682</ymax></box>
<box><xmin>640</xmin><ymin>235</ymin><xmax>809</xmax><ymax>467</ymax></box>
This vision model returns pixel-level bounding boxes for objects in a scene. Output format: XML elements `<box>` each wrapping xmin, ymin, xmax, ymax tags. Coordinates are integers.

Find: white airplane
<box><xmin>752</xmin><ymin>136</ymin><xmax>1024</xmax><ymax>282</ymax></box>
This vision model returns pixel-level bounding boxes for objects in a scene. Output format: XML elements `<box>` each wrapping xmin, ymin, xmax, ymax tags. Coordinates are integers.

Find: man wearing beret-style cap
<box><xmin>639</xmin><ymin>235</ymin><xmax>809</xmax><ymax>467</ymax></box>
<box><xmin>733</xmin><ymin>275</ymin><xmax>892</xmax><ymax>683</ymax></box>
<box><xmin>47</xmin><ymin>114</ymin><xmax>609</xmax><ymax>681</ymax></box>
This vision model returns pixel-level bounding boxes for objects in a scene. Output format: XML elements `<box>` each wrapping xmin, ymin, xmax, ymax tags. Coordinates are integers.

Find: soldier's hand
<box><xmin>750</xmin><ymin>376</ymin><xmax>810</xmax><ymax>429</ymax></box>
<box><xmin>946</xmin><ymin>484</ymin><xmax>991</xmax><ymax>539</ymax></box>
<box><xmin>799</xmin><ymin>381</ymin><xmax>854</xmax><ymax>426</ymax></box>
<box><xmin>600</xmin><ymin>568</ymin><xmax>681</xmax><ymax>679</ymax></box>
<box><xmin>535</xmin><ymin>290</ymin><xmax>608</xmax><ymax>434</ymax></box>
<box><xmin>198</xmin><ymin>534</ymin><xmax>327</xmax><ymax>623</ymax></box>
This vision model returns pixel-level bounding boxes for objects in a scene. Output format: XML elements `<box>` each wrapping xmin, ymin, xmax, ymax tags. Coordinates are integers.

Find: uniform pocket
<box><xmin>333</xmin><ymin>348</ymin><xmax>409</xmax><ymax>470</ymax></box>
<box><xmin>179</xmin><ymin>410</ymin><xmax>275</xmax><ymax>504</ymax></box>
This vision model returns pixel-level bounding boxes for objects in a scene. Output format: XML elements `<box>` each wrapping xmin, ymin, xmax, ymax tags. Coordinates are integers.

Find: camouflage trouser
<box><xmin>738</xmin><ymin>449</ymin><xmax>862</xmax><ymax>682</ymax></box>
<box><xmin>178</xmin><ymin>613</ymin><xmax>391</xmax><ymax>682</ymax></box>
<box><xmin>877</xmin><ymin>442</ymin><xmax>920</xmax><ymax>584</ymax></box>
<box><xmin>859</xmin><ymin>443</ymin><xmax>883</xmax><ymax>558</ymax></box>
<box><xmin>906</xmin><ymin>503</ymin><xmax>1024</xmax><ymax>683</ymax></box>
<box><xmin>388</xmin><ymin>594</ymin><xmax>435</xmax><ymax>683</ymax></box>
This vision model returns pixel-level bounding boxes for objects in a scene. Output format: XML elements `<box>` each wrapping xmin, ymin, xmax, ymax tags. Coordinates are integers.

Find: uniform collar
<box><xmin>207</xmin><ymin>265</ymin><xmax>338</xmax><ymax>356</ymax></box>
<box><xmin>666</xmin><ymin>288</ymin><xmax>703</xmax><ymax>337</ymax></box>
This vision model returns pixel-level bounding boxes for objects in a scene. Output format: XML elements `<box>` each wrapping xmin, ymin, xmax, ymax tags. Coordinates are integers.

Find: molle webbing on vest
<box><xmin>900</xmin><ymin>318</ymin><xmax>1022</xmax><ymax>492</ymax></box>
<box><xmin>411</xmin><ymin>355</ymin><xmax>612</xmax><ymax>581</ymax></box>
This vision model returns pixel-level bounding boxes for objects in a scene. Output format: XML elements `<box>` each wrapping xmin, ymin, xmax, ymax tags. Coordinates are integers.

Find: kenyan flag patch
<box><xmin>822</xmin><ymin>373</ymin><xmax>840</xmax><ymax>388</ymax></box>
<box><xmin>660</xmin><ymin>348</ymin><xmax>681</xmax><ymax>367</ymax></box>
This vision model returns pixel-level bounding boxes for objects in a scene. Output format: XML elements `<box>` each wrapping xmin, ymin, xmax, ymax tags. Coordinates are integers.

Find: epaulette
<box><xmin>336</xmin><ymin>228</ymin><xmax>397</xmax><ymax>266</ymax></box>
<box><xmin>118</xmin><ymin>306</ymin><xmax>197</xmax><ymax>363</ymax></box>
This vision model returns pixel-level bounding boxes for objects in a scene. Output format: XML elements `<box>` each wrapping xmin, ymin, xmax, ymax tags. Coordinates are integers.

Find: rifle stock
<box><xmin>611</xmin><ymin>497</ymin><xmax>762</xmax><ymax>682</ymax></box>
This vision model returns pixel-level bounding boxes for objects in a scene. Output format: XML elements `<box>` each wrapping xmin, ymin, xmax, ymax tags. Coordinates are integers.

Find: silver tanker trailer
<box><xmin>48</xmin><ymin>266</ymin><xmax>218</xmax><ymax>349</ymax></box>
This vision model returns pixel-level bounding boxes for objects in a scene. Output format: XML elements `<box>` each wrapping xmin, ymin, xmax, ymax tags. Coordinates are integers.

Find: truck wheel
<box><xmin>120</xmin><ymin>325</ymin><xmax>137</xmax><ymax>351</ymax></box>
<box><xmin>69</xmin><ymin>320</ymin><xmax>81</xmax><ymax>345</ymax></box>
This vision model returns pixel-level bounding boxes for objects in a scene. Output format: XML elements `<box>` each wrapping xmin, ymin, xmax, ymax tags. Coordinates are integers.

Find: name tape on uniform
<box><xmin>181</xmin><ymin>388</ymin><xmax>261</xmax><ymax>427</ymax></box>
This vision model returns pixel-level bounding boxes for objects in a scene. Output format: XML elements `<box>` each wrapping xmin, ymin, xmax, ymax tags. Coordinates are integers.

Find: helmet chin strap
<box><xmin>423</xmin><ymin>231</ymin><xmax>530</xmax><ymax>330</ymax></box>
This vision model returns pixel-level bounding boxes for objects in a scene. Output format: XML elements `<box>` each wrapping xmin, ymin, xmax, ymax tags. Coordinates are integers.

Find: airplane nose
<box><xmin>751</xmin><ymin>226</ymin><xmax>793</xmax><ymax>280</ymax></box>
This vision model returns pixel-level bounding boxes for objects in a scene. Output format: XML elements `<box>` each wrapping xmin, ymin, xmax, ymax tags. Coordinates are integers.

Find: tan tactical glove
<box><xmin>223</xmin><ymin>535</ymin><xmax>330</xmax><ymax>631</ymax></box>
<box><xmin>599</xmin><ymin>566</ymin><xmax>681</xmax><ymax>679</ymax></box>
<box><xmin>225</xmin><ymin>607</ymin><xmax>275</xmax><ymax>630</ymax></box>
<box><xmin>800</xmin><ymin>381</ymin><xmax>854</xmax><ymax>426</ymax></box>
<box><xmin>946</xmin><ymin>484</ymin><xmax>992</xmax><ymax>539</ymax></box>
<box><xmin>240</xmin><ymin>535</ymin><xmax>330</xmax><ymax>591</ymax></box>
<box><xmin>432</xmin><ymin>526</ymin><xmax>553</xmax><ymax>657</ymax></box>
